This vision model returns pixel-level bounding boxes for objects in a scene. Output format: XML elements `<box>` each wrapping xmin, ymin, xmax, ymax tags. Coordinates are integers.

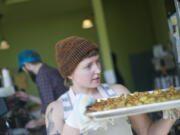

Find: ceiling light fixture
<box><xmin>82</xmin><ymin>14</ymin><xmax>94</xmax><ymax>29</ymax></box>
<box><xmin>0</xmin><ymin>40</ymin><xmax>10</xmax><ymax>50</ymax></box>
<box><xmin>0</xmin><ymin>14</ymin><xmax>10</xmax><ymax>50</ymax></box>
<box><xmin>82</xmin><ymin>18</ymin><xmax>93</xmax><ymax>29</ymax></box>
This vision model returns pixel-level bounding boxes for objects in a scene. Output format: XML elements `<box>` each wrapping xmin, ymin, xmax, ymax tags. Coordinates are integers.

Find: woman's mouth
<box><xmin>92</xmin><ymin>77</ymin><xmax>100</xmax><ymax>82</ymax></box>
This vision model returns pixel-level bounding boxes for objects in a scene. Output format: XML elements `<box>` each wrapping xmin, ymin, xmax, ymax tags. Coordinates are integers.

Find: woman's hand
<box><xmin>163</xmin><ymin>108</ymin><xmax>180</xmax><ymax>120</ymax></box>
<box><xmin>66</xmin><ymin>94</ymin><xmax>96</xmax><ymax>129</ymax></box>
<box><xmin>65</xmin><ymin>94</ymin><xmax>111</xmax><ymax>133</ymax></box>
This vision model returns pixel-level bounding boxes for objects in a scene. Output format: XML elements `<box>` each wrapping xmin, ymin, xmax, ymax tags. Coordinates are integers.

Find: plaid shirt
<box><xmin>36</xmin><ymin>64</ymin><xmax>66</xmax><ymax>113</ymax></box>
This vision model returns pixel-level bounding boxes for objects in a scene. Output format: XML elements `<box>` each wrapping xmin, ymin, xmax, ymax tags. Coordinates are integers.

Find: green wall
<box><xmin>148</xmin><ymin>0</ymin><xmax>170</xmax><ymax>47</ymax></box>
<box><xmin>103</xmin><ymin>0</ymin><xmax>157</xmax><ymax>90</ymax></box>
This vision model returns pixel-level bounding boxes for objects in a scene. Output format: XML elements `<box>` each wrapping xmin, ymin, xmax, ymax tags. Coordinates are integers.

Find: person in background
<box><xmin>15</xmin><ymin>49</ymin><xmax>66</xmax><ymax>135</ymax></box>
<box><xmin>45</xmin><ymin>36</ymin><xmax>180</xmax><ymax>135</ymax></box>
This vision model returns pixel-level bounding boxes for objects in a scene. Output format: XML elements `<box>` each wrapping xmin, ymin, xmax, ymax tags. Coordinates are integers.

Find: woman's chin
<box><xmin>91</xmin><ymin>81</ymin><xmax>101</xmax><ymax>87</ymax></box>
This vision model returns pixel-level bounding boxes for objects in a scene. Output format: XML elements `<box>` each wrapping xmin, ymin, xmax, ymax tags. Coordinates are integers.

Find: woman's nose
<box><xmin>94</xmin><ymin>63</ymin><xmax>101</xmax><ymax>73</ymax></box>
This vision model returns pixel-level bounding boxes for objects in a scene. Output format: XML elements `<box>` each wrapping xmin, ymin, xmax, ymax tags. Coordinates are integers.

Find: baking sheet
<box><xmin>86</xmin><ymin>87</ymin><xmax>180</xmax><ymax>120</ymax></box>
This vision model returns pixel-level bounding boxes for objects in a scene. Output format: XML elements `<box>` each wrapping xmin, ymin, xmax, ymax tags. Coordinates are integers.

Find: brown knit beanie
<box><xmin>56</xmin><ymin>36</ymin><xmax>98</xmax><ymax>78</ymax></box>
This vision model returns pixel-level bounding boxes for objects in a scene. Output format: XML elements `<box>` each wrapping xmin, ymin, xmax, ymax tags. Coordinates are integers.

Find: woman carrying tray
<box><xmin>45</xmin><ymin>36</ymin><xmax>180</xmax><ymax>135</ymax></box>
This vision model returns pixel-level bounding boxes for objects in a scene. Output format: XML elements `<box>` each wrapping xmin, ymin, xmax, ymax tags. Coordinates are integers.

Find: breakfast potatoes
<box><xmin>87</xmin><ymin>86</ymin><xmax>180</xmax><ymax>112</ymax></box>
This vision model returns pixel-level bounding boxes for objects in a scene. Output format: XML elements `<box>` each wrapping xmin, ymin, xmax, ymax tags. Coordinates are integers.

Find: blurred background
<box><xmin>1</xmin><ymin>0</ymin><xmax>180</xmax><ymax>134</ymax></box>
<box><xmin>0</xmin><ymin>0</ymin><xmax>171</xmax><ymax>93</ymax></box>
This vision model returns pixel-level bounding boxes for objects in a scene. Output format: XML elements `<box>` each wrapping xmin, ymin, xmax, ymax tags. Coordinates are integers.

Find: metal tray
<box><xmin>86</xmin><ymin>87</ymin><xmax>180</xmax><ymax>120</ymax></box>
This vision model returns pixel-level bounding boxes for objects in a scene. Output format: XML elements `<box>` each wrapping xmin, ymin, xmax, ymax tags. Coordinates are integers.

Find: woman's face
<box><xmin>69</xmin><ymin>55</ymin><xmax>101</xmax><ymax>88</ymax></box>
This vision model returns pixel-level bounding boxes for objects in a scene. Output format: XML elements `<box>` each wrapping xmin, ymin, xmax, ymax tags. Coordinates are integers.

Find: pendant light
<box><xmin>0</xmin><ymin>14</ymin><xmax>10</xmax><ymax>50</ymax></box>
<box><xmin>82</xmin><ymin>14</ymin><xmax>94</xmax><ymax>29</ymax></box>
<box><xmin>0</xmin><ymin>40</ymin><xmax>10</xmax><ymax>50</ymax></box>
<box><xmin>82</xmin><ymin>19</ymin><xmax>93</xmax><ymax>29</ymax></box>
